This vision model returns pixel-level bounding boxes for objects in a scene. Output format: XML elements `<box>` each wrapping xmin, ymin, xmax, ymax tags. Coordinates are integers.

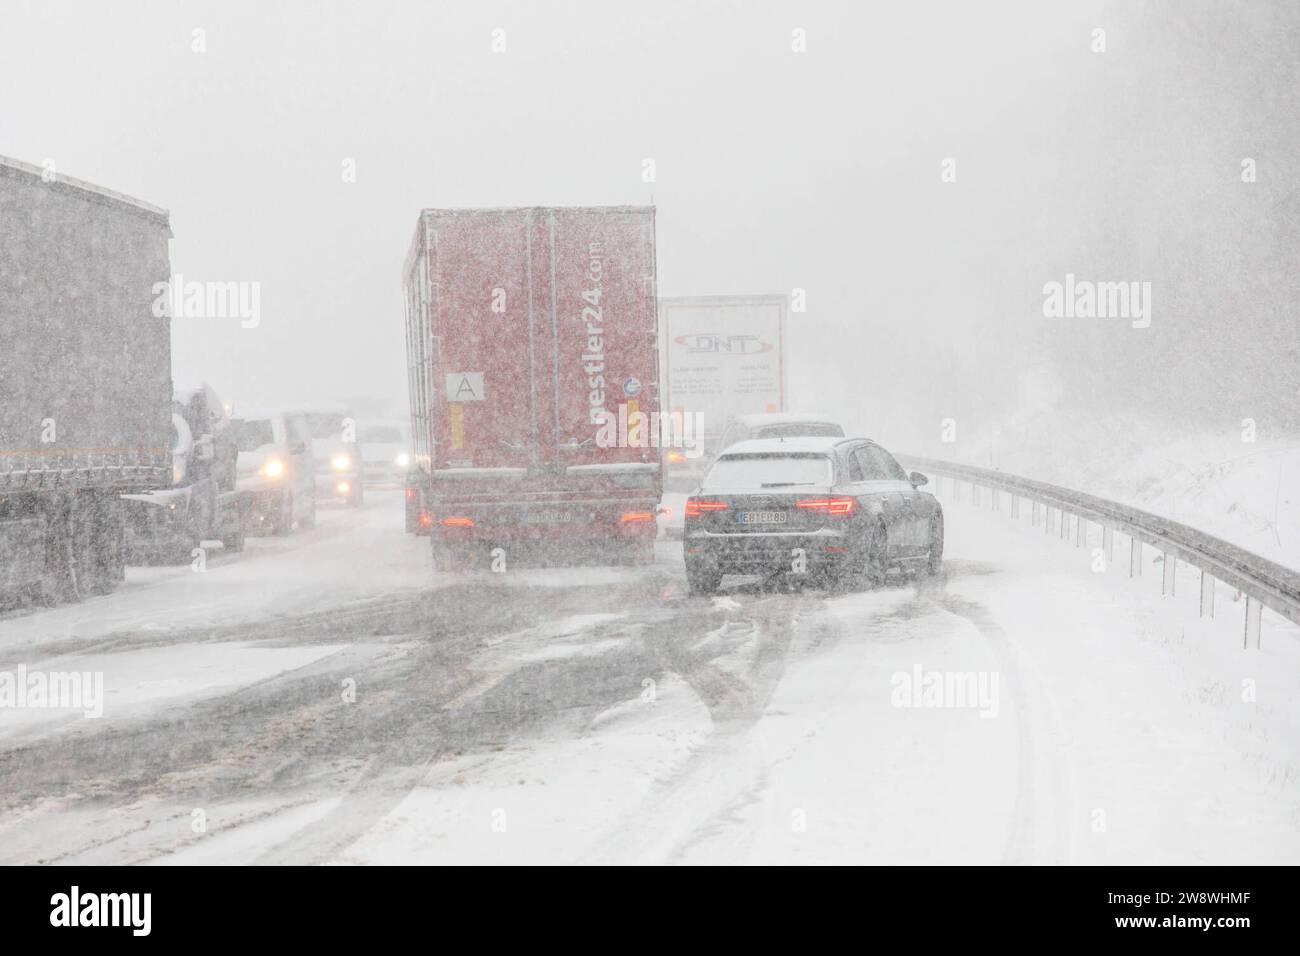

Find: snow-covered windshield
<box><xmin>306</xmin><ymin>413</ymin><xmax>347</xmax><ymax>439</ymax></box>
<box><xmin>702</xmin><ymin>453</ymin><xmax>833</xmax><ymax>489</ymax></box>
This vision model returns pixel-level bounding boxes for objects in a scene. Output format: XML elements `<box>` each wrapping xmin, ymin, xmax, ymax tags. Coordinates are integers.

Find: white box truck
<box><xmin>660</xmin><ymin>294</ymin><xmax>787</xmax><ymax>488</ymax></box>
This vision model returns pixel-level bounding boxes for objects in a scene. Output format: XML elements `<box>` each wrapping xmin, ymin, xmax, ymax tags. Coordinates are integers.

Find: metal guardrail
<box><xmin>899</xmin><ymin>455</ymin><xmax>1300</xmax><ymax>648</ymax></box>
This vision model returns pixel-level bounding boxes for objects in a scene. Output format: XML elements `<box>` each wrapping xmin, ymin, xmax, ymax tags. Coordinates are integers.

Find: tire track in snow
<box><xmin>918</xmin><ymin>580</ymin><xmax>1075</xmax><ymax>864</ymax></box>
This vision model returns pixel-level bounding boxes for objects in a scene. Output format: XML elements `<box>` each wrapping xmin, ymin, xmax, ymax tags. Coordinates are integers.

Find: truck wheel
<box><xmin>298</xmin><ymin>494</ymin><xmax>316</xmax><ymax>530</ymax></box>
<box><xmin>86</xmin><ymin>494</ymin><xmax>125</xmax><ymax>591</ymax></box>
<box><xmin>222</xmin><ymin>523</ymin><xmax>245</xmax><ymax>553</ymax></box>
<box><xmin>166</xmin><ymin>537</ymin><xmax>201</xmax><ymax>566</ymax></box>
<box><xmin>42</xmin><ymin>499</ymin><xmax>79</xmax><ymax>604</ymax></box>
<box><xmin>272</xmin><ymin>493</ymin><xmax>294</xmax><ymax>536</ymax></box>
<box><xmin>432</xmin><ymin>542</ymin><xmax>455</xmax><ymax>573</ymax></box>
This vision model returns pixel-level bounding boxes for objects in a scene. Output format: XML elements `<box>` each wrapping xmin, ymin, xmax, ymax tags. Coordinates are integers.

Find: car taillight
<box><xmin>620</xmin><ymin>511</ymin><xmax>655</xmax><ymax>524</ymax></box>
<box><xmin>406</xmin><ymin>488</ymin><xmax>416</xmax><ymax>500</ymax></box>
<box><xmin>685</xmin><ymin>498</ymin><xmax>729</xmax><ymax>518</ymax></box>
<box><xmin>666</xmin><ymin>450</ymin><xmax>686</xmax><ymax>464</ymax></box>
<box><xmin>441</xmin><ymin>516</ymin><xmax>475</xmax><ymax>528</ymax></box>
<box><xmin>797</xmin><ymin>497</ymin><xmax>856</xmax><ymax>515</ymax></box>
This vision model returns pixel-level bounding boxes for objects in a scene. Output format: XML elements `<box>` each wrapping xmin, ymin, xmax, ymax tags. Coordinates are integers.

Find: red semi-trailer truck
<box><xmin>403</xmin><ymin>206</ymin><xmax>661</xmax><ymax>569</ymax></box>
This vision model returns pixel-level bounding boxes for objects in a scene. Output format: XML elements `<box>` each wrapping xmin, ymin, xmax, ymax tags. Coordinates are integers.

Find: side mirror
<box><xmin>909</xmin><ymin>471</ymin><xmax>929</xmax><ymax>486</ymax></box>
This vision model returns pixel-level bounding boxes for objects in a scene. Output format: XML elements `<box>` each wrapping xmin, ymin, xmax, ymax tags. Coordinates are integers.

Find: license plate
<box><xmin>738</xmin><ymin>510</ymin><xmax>788</xmax><ymax>525</ymax></box>
<box><xmin>522</xmin><ymin>510</ymin><xmax>572</xmax><ymax>524</ymax></box>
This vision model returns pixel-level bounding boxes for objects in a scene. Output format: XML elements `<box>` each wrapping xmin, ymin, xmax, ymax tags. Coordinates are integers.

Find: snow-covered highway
<box><xmin>1</xmin><ymin>487</ymin><xmax>1296</xmax><ymax>865</ymax></box>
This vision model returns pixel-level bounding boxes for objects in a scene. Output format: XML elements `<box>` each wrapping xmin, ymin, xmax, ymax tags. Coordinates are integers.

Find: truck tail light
<box><xmin>797</xmin><ymin>497</ymin><xmax>856</xmax><ymax>515</ymax></box>
<box><xmin>418</xmin><ymin>510</ymin><xmax>431</xmax><ymax>527</ymax></box>
<box><xmin>406</xmin><ymin>487</ymin><xmax>416</xmax><ymax>500</ymax></box>
<box><xmin>620</xmin><ymin>511</ymin><xmax>654</xmax><ymax>524</ymax></box>
<box><xmin>441</xmin><ymin>516</ymin><xmax>475</xmax><ymax>528</ymax></box>
<box><xmin>685</xmin><ymin>498</ymin><xmax>729</xmax><ymax>518</ymax></box>
<box><xmin>666</xmin><ymin>450</ymin><xmax>686</xmax><ymax>464</ymax></box>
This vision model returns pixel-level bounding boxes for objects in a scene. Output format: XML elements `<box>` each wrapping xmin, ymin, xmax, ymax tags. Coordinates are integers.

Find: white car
<box><xmin>232</xmin><ymin>412</ymin><xmax>317</xmax><ymax>535</ymax></box>
<box><xmin>358</xmin><ymin>421</ymin><xmax>411</xmax><ymax>488</ymax></box>
<box><xmin>716</xmin><ymin>413</ymin><xmax>846</xmax><ymax>451</ymax></box>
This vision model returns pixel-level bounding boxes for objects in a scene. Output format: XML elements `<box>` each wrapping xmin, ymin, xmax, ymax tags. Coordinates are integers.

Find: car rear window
<box><xmin>702</xmin><ymin>453</ymin><xmax>833</xmax><ymax>489</ymax></box>
<box><xmin>753</xmin><ymin>423</ymin><xmax>844</xmax><ymax>439</ymax></box>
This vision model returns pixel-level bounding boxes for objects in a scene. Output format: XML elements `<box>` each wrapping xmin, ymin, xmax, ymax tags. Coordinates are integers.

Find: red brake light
<box><xmin>685</xmin><ymin>498</ymin><xmax>729</xmax><ymax>518</ymax></box>
<box><xmin>666</xmin><ymin>450</ymin><xmax>686</xmax><ymax>464</ymax></box>
<box><xmin>620</xmin><ymin>511</ymin><xmax>655</xmax><ymax>524</ymax></box>
<box><xmin>797</xmin><ymin>497</ymin><xmax>856</xmax><ymax>515</ymax></box>
<box><xmin>441</xmin><ymin>516</ymin><xmax>475</xmax><ymax>527</ymax></box>
<box><xmin>418</xmin><ymin>511</ymin><xmax>431</xmax><ymax>527</ymax></box>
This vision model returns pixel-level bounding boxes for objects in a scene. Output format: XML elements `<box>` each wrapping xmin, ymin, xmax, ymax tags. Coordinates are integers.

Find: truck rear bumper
<box><xmin>430</xmin><ymin>497</ymin><xmax>659</xmax><ymax>542</ymax></box>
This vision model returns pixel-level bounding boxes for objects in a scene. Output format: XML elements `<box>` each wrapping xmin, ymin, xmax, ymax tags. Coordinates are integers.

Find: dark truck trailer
<box><xmin>403</xmin><ymin>206</ymin><xmax>662</xmax><ymax>569</ymax></box>
<box><xmin>0</xmin><ymin>155</ymin><xmax>173</xmax><ymax>602</ymax></box>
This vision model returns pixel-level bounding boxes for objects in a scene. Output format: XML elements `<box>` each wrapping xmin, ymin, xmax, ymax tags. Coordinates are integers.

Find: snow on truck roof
<box><xmin>720</xmin><ymin>436</ymin><xmax>854</xmax><ymax>456</ymax></box>
<box><xmin>0</xmin><ymin>154</ymin><xmax>170</xmax><ymax>224</ymax></box>
<box><xmin>404</xmin><ymin>205</ymin><xmax>655</xmax><ymax>277</ymax></box>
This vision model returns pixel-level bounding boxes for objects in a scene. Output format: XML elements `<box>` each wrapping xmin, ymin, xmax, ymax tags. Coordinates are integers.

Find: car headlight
<box><xmin>395</xmin><ymin>452</ymin><xmax>411</xmax><ymax>468</ymax></box>
<box><xmin>331</xmin><ymin>454</ymin><xmax>351</xmax><ymax>471</ymax></box>
<box><xmin>260</xmin><ymin>458</ymin><xmax>285</xmax><ymax>479</ymax></box>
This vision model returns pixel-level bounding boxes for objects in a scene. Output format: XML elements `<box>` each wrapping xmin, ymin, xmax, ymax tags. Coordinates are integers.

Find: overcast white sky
<box><xmin>5</xmin><ymin>1</ymin><xmax>1292</xmax><ymax>447</ymax></box>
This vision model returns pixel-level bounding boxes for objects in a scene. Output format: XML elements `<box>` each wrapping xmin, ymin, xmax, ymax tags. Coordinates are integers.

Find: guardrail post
<box><xmin>1161</xmin><ymin>553</ymin><xmax>1176</xmax><ymax>596</ymax></box>
<box><xmin>1199</xmin><ymin>570</ymin><xmax>1214</xmax><ymax>618</ymax></box>
<box><xmin>971</xmin><ymin>483</ymin><xmax>981</xmax><ymax>506</ymax></box>
<box><xmin>1031</xmin><ymin>501</ymin><xmax>1041</xmax><ymax>526</ymax></box>
<box><xmin>1103</xmin><ymin>526</ymin><xmax>1113</xmax><ymax>566</ymax></box>
<box><xmin>1129</xmin><ymin>538</ymin><xmax>1142</xmax><ymax>577</ymax></box>
<box><xmin>1244</xmin><ymin>597</ymin><xmax>1262</xmax><ymax>649</ymax></box>
<box><xmin>1060</xmin><ymin>511</ymin><xmax>1071</xmax><ymax>540</ymax></box>
<box><xmin>991</xmin><ymin>488</ymin><xmax>999</xmax><ymax>512</ymax></box>
<box><xmin>1045</xmin><ymin>506</ymin><xmax>1054</xmax><ymax>534</ymax></box>
<box><xmin>1010</xmin><ymin>495</ymin><xmax>1020</xmax><ymax>520</ymax></box>
<box><xmin>1076</xmin><ymin>516</ymin><xmax>1087</xmax><ymax>547</ymax></box>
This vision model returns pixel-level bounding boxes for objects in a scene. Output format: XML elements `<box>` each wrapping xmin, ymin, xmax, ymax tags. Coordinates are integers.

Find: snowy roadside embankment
<box><xmin>915</xmin><ymin>413</ymin><xmax>1300</xmax><ymax>572</ymax></box>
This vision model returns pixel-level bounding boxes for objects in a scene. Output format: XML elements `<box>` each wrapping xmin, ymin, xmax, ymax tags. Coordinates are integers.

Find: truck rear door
<box><xmin>548</xmin><ymin>207</ymin><xmax>659</xmax><ymax>471</ymax></box>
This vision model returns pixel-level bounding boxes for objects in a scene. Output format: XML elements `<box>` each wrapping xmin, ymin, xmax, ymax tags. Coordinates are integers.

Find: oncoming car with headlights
<box><xmin>302</xmin><ymin>408</ymin><xmax>363</xmax><ymax>507</ymax></box>
<box><xmin>232</xmin><ymin>412</ymin><xmax>316</xmax><ymax>535</ymax></box>
<box><xmin>681</xmin><ymin>437</ymin><xmax>942</xmax><ymax>595</ymax></box>
<box><xmin>358</xmin><ymin>421</ymin><xmax>411</xmax><ymax>488</ymax></box>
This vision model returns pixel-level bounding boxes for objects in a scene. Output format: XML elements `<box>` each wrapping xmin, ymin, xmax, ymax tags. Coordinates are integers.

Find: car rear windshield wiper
<box><xmin>759</xmin><ymin>481</ymin><xmax>816</xmax><ymax>487</ymax></box>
